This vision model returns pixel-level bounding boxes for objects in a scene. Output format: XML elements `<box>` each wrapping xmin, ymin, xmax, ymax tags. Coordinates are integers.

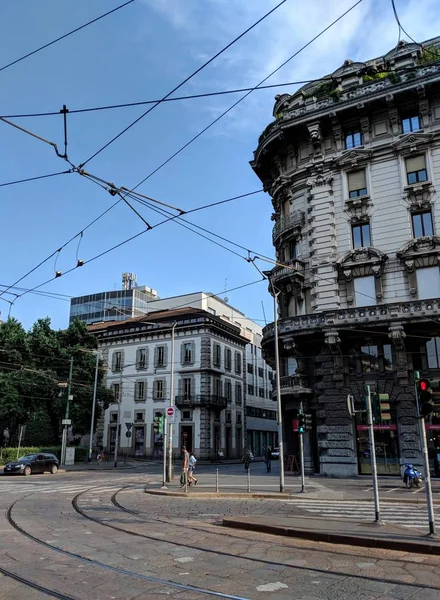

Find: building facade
<box><xmin>89</xmin><ymin>307</ymin><xmax>247</xmax><ymax>460</ymax></box>
<box><xmin>145</xmin><ymin>292</ymin><xmax>277</xmax><ymax>455</ymax></box>
<box><xmin>251</xmin><ymin>38</ymin><xmax>440</xmax><ymax>476</ymax></box>
<box><xmin>70</xmin><ymin>274</ymin><xmax>158</xmax><ymax>325</ymax></box>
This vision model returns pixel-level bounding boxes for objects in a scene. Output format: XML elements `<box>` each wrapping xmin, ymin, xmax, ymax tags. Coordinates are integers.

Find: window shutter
<box><xmin>120</xmin><ymin>350</ymin><xmax>125</xmax><ymax>370</ymax></box>
<box><xmin>180</xmin><ymin>343</ymin><xmax>185</xmax><ymax>365</ymax></box>
<box><xmin>162</xmin><ymin>379</ymin><xmax>167</xmax><ymax>401</ymax></box>
<box><xmin>134</xmin><ymin>383</ymin><xmax>138</xmax><ymax>402</ymax></box>
<box><xmin>154</xmin><ymin>347</ymin><xmax>158</xmax><ymax>367</ymax></box>
<box><xmin>178</xmin><ymin>378</ymin><xmax>183</xmax><ymax>397</ymax></box>
<box><xmin>348</xmin><ymin>170</ymin><xmax>366</xmax><ymax>191</ymax></box>
<box><xmin>136</xmin><ymin>348</ymin><xmax>141</xmax><ymax>368</ymax></box>
<box><xmin>406</xmin><ymin>155</ymin><xmax>426</xmax><ymax>172</ymax></box>
<box><xmin>111</xmin><ymin>352</ymin><xmax>116</xmax><ymax>371</ymax></box>
<box><xmin>145</xmin><ymin>347</ymin><xmax>149</xmax><ymax>368</ymax></box>
<box><xmin>191</xmin><ymin>342</ymin><xmax>195</xmax><ymax>363</ymax></box>
<box><xmin>163</xmin><ymin>345</ymin><xmax>168</xmax><ymax>367</ymax></box>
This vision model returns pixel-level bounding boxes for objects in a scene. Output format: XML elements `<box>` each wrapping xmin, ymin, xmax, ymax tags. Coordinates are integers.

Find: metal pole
<box><xmin>247</xmin><ymin>465</ymin><xmax>251</xmax><ymax>493</ymax></box>
<box><xmin>16</xmin><ymin>426</ymin><xmax>24</xmax><ymax>460</ymax></box>
<box><xmin>88</xmin><ymin>351</ymin><xmax>100</xmax><ymax>462</ymax></box>
<box><xmin>216</xmin><ymin>468</ymin><xmax>219</xmax><ymax>493</ymax></box>
<box><xmin>162</xmin><ymin>418</ymin><xmax>167</xmax><ymax>488</ymax></box>
<box><xmin>272</xmin><ymin>286</ymin><xmax>285</xmax><ymax>493</ymax></box>
<box><xmin>414</xmin><ymin>372</ymin><xmax>422</xmax><ymax>453</ymax></box>
<box><xmin>61</xmin><ymin>357</ymin><xmax>74</xmax><ymax>466</ymax></box>
<box><xmin>114</xmin><ymin>371</ymin><xmax>123</xmax><ymax>468</ymax></box>
<box><xmin>366</xmin><ymin>385</ymin><xmax>382</xmax><ymax>524</ymax></box>
<box><xmin>167</xmin><ymin>322</ymin><xmax>177</xmax><ymax>482</ymax></box>
<box><xmin>300</xmin><ymin>402</ymin><xmax>305</xmax><ymax>493</ymax></box>
<box><xmin>420</xmin><ymin>415</ymin><xmax>436</xmax><ymax>535</ymax></box>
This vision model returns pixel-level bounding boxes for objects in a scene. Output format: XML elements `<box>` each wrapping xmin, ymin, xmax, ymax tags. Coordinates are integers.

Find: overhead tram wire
<box><xmin>0</xmin><ymin>170</ymin><xmax>71</xmax><ymax>188</ymax></box>
<box><xmin>0</xmin><ymin>0</ymin><xmax>136</xmax><ymax>73</ymax></box>
<box><xmin>6</xmin><ymin>2</ymin><xmax>364</xmax><ymax>301</ymax></box>
<box><xmin>119</xmin><ymin>0</ymin><xmax>365</xmax><ymax>195</ymax></box>
<box><xmin>79</xmin><ymin>0</ymin><xmax>288</xmax><ymax>169</ymax></box>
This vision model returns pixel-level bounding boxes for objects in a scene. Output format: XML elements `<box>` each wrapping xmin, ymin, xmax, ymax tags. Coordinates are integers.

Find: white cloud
<box><xmin>142</xmin><ymin>0</ymin><xmax>440</xmax><ymax>136</ymax></box>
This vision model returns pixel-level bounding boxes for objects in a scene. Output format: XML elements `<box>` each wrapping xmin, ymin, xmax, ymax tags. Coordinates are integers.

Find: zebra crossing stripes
<box><xmin>0</xmin><ymin>481</ymin><xmax>123</xmax><ymax>495</ymax></box>
<box><xmin>288</xmin><ymin>499</ymin><xmax>435</xmax><ymax>530</ymax></box>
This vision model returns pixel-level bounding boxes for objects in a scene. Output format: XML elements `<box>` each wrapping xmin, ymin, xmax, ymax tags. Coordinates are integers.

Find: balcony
<box><xmin>263</xmin><ymin>298</ymin><xmax>440</xmax><ymax>339</ymax></box>
<box><xmin>175</xmin><ymin>394</ymin><xmax>228</xmax><ymax>410</ymax></box>
<box><xmin>271</xmin><ymin>259</ymin><xmax>305</xmax><ymax>287</ymax></box>
<box><xmin>272</xmin><ymin>211</ymin><xmax>305</xmax><ymax>244</ymax></box>
<box><xmin>271</xmin><ymin>375</ymin><xmax>313</xmax><ymax>398</ymax></box>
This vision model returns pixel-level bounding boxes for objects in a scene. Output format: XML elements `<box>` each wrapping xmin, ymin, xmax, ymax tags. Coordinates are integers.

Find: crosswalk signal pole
<box><xmin>416</xmin><ymin>376</ymin><xmax>436</xmax><ymax>536</ymax></box>
<box><xmin>366</xmin><ymin>385</ymin><xmax>383</xmax><ymax>525</ymax></box>
<box><xmin>299</xmin><ymin>402</ymin><xmax>305</xmax><ymax>493</ymax></box>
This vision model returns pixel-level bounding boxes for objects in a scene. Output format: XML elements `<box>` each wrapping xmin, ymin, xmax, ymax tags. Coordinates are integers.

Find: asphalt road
<box><xmin>1</xmin><ymin>462</ymin><xmax>440</xmax><ymax>600</ymax></box>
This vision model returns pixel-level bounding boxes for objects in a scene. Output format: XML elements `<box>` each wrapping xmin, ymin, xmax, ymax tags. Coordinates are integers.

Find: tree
<box><xmin>0</xmin><ymin>317</ymin><xmax>113</xmax><ymax>444</ymax></box>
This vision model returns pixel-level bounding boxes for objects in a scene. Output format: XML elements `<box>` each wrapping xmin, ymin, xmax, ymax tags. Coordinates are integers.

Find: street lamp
<box><xmin>88</xmin><ymin>350</ymin><xmax>100</xmax><ymax>462</ymax></box>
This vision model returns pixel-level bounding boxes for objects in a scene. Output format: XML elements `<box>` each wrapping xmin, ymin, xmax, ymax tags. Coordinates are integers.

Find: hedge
<box><xmin>0</xmin><ymin>446</ymin><xmax>88</xmax><ymax>466</ymax></box>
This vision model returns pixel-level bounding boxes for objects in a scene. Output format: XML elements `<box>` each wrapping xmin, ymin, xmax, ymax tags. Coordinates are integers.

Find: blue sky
<box><xmin>1</xmin><ymin>0</ymin><xmax>439</xmax><ymax>330</ymax></box>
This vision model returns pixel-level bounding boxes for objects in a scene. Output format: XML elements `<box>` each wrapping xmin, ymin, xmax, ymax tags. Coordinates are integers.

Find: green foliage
<box><xmin>388</xmin><ymin>72</ymin><xmax>401</xmax><ymax>84</ymax></box>
<box><xmin>0</xmin><ymin>446</ymin><xmax>88</xmax><ymax>465</ymax></box>
<box><xmin>0</xmin><ymin>317</ymin><xmax>113</xmax><ymax>446</ymax></box>
<box><xmin>313</xmin><ymin>81</ymin><xmax>338</xmax><ymax>99</ymax></box>
<box><xmin>417</xmin><ymin>45</ymin><xmax>440</xmax><ymax>66</ymax></box>
<box><xmin>362</xmin><ymin>72</ymin><xmax>390</xmax><ymax>83</ymax></box>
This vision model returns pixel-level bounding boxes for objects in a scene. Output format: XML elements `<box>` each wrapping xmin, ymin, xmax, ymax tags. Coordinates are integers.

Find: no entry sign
<box><xmin>166</xmin><ymin>406</ymin><xmax>175</xmax><ymax>423</ymax></box>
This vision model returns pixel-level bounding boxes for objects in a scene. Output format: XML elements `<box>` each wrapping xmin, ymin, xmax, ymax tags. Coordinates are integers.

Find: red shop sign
<box><xmin>425</xmin><ymin>424</ymin><xmax>440</xmax><ymax>430</ymax></box>
<box><xmin>356</xmin><ymin>424</ymin><xmax>397</xmax><ymax>431</ymax></box>
<box><xmin>292</xmin><ymin>418</ymin><xmax>299</xmax><ymax>433</ymax></box>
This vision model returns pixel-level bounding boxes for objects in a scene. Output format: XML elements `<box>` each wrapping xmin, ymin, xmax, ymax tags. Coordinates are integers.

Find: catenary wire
<box><xmin>119</xmin><ymin>0</ymin><xmax>365</xmax><ymax>195</ymax></box>
<box><xmin>0</xmin><ymin>170</ymin><xmax>71</xmax><ymax>188</ymax></box>
<box><xmin>79</xmin><ymin>0</ymin><xmax>288</xmax><ymax>168</ymax></box>
<box><xmin>0</xmin><ymin>0</ymin><xmax>136</xmax><ymax>73</ymax></box>
<box><xmin>4</xmin><ymin>54</ymin><xmax>440</xmax><ymax>121</ymax></box>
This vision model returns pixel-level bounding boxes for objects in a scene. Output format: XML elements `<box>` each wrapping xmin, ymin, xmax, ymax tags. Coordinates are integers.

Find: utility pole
<box><xmin>167</xmin><ymin>322</ymin><xmax>177</xmax><ymax>482</ymax></box>
<box><xmin>272</xmin><ymin>285</ymin><xmax>285</xmax><ymax>493</ymax></box>
<box><xmin>114</xmin><ymin>371</ymin><xmax>123</xmax><ymax>468</ymax></box>
<box><xmin>366</xmin><ymin>384</ymin><xmax>382</xmax><ymax>525</ymax></box>
<box><xmin>61</xmin><ymin>357</ymin><xmax>74</xmax><ymax>466</ymax></box>
<box><xmin>88</xmin><ymin>351</ymin><xmax>100</xmax><ymax>462</ymax></box>
<box><xmin>299</xmin><ymin>402</ymin><xmax>305</xmax><ymax>493</ymax></box>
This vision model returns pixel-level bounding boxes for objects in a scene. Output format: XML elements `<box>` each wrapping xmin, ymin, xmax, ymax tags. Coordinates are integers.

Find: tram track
<box><xmin>0</xmin><ymin>564</ymin><xmax>79</xmax><ymax>600</ymax></box>
<box><xmin>4</xmin><ymin>484</ymin><xmax>440</xmax><ymax>598</ymax></box>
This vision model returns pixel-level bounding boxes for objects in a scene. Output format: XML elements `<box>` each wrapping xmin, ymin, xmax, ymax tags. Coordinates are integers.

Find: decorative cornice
<box><xmin>392</xmin><ymin>131</ymin><xmax>434</xmax><ymax>153</ymax></box>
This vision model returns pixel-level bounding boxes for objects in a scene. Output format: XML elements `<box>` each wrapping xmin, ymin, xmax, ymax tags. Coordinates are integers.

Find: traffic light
<box><xmin>418</xmin><ymin>379</ymin><xmax>434</xmax><ymax>417</ymax></box>
<box><xmin>153</xmin><ymin>414</ymin><xmax>165</xmax><ymax>434</ymax></box>
<box><xmin>298</xmin><ymin>413</ymin><xmax>305</xmax><ymax>433</ymax></box>
<box><xmin>378</xmin><ymin>393</ymin><xmax>391</xmax><ymax>422</ymax></box>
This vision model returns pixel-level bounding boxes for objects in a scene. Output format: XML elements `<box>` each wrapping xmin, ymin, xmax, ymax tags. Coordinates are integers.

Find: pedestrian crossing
<box><xmin>0</xmin><ymin>477</ymin><xmax>134</xmax><ymax>496</ymax></box>
<box><xmin>288</xmin><ymin>499</ymin><xmax>436</xmax><ymax>530</ymax></box>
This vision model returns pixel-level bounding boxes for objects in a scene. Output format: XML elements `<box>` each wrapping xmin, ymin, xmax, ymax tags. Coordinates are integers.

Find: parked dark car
<box><xmin>3</xmin><ymin>453</ymin><xmax>59</xmax><ymax>476</ymax></box>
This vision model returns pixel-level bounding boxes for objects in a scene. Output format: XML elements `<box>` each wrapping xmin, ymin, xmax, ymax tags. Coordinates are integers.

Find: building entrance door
<box><xmin>180</xmin><ymin>425</ymin><xmax>193</xmax><ymax>453</ymax></box>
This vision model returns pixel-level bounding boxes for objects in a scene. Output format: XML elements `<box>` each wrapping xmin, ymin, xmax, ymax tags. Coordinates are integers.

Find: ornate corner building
<box><xmin>251</xmin><ymin>38</ymin><xmax>440</xmax><ymax>477</ymax></box>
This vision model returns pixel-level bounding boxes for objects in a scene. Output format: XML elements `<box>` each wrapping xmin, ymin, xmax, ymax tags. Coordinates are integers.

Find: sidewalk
<box><xmin>64</xmin><ymin>460</ymin><xmax>139</xmax><ymax>472</ymax></box>
<box><xmin>222</xmin><ymin>514</ymin><xmax>440</xmax><ymax>555</ymax></box>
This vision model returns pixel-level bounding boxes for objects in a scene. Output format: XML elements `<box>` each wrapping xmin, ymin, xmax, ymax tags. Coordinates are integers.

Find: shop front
<box><xmin>356</xmin><ymin>424</ymin><xmax>400</xmax><ymax>475</ymax></box>
<box><xmin>426</xmin><ymin>421</ymin><xmax>440</xmax><ymax>477</ymax></box>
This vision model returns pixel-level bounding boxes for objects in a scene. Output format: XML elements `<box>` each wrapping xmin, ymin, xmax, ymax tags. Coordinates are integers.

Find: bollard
<box><xmin>247</xmin><ymin>466</ymin><xmax>251</xmax><ymax>493</ymax></box>
<box><xmin>216</xmin><ymin>468</ymin><xmax>219</xmax><ymax>493</ymax></box>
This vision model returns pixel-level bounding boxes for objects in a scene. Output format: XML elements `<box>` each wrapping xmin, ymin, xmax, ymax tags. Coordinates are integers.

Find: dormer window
<box><xmin>348</xmin><ymin>170</ymin><xmax>367</xmax><ymax>198</ymax></box>
<box><xmin>405</xmin><ymin>155</ymin><xmax>428</xmax><ymax>185</ymax></box>
<box><xmin>402</xmin><ymin>115</ymin><xmax>421</xmax><ymax>134</ymax></box>
<box><xmin>345</xmin><ymin>129</ymin><xmax>362</xmax><ymax>149</ymax></box>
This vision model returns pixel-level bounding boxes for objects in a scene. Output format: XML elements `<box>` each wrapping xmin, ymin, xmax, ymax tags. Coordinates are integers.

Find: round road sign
<box><xmin>166</xmin><ymin>407</ymin><xmax>175</xmax><ymax>418</ymax></box>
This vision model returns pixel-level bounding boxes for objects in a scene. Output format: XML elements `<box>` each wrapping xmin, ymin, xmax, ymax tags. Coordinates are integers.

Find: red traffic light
<box><xmin>419</xmin><ymin>379</ymin><xmax>430</xmax><ymax>392</ymax></box>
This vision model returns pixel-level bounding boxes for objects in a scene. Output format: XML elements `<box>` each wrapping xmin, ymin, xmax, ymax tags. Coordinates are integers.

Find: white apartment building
<box><xmin>89</xmin><ymin>307</ymin><xmax>248</xmax><ymax>459</ymax></box>
<box><xmin>145</xmin><ymin>292</ymin><xmax>277</xmax><ymax>455</ymax></box>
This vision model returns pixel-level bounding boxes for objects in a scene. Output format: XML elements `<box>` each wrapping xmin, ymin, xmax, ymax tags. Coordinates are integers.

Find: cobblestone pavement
<box><xmin>1</xmin><ymin>467</ymin><xmax>440</xmax><ymax>599</ymax></box>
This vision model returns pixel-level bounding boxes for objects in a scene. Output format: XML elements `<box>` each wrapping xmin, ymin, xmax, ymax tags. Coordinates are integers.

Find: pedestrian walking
<box><xmin>188</xmin><ymin>452</ymin><xmax>198</xmax><ymax>486</ymax></box>
<box><xmin>243</xmin><ymin>447</ymin><xmax>253</xmax><ymax>471</ymax></box>
<box><xmin>180</xmin><ymin>446</ymin><xmax>189</xmax><ymax>487</ymax></box>
<box><xmin>265</xmin><ymin>445</ymin><xmax>272</xmax><ymax>473</ymax></box>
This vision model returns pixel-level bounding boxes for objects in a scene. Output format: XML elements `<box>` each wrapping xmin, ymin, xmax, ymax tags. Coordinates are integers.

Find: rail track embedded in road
<box><xmin>0</xmin><ymin>564</ymin><xmax>79</xmax><ymax>600</ymax></box>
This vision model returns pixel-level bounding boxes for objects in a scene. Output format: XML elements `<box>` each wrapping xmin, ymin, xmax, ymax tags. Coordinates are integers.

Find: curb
<box><xmin>145</xmin><ymin>489</ymin><xmax>292</xmax><ymax>499</ymax></box>
<box><xmin>222</xmin><ymin>517</ymin><xmax>440</xmax><ymax>555</ymax></box>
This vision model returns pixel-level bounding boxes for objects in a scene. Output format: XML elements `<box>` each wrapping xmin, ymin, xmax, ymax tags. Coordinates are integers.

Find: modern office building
<box><xmin>251</xmin><ymin>38</ymin><xmax>440</xmax><ymax>476</ymax></box>
<box><xmin>88</xmin><ymin>307</ymin><xmax>247</xmax><ymax>459</ymax></box>
<box><xmin>69</xmin><ymin>273</ymin><xmax>158</xmax><ymax>324</ymax></box>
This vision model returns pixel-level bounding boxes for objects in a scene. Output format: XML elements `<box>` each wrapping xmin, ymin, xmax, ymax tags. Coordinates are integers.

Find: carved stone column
<box><xmin>324</xmin><ymin>329</ymin><xmax>343</xmax><ymax>381</ymax></box>
<box><xmin>388</xmin><ymin>322</ymin><xmax>408</xmax><ymax>385</ymax></box>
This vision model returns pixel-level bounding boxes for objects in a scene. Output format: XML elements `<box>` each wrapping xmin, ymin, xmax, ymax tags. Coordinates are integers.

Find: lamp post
<box><xmin>167</xmin><ymin>322</ymin><xmax>177</xmax><ymax>482</ymax></box>
<box><xmin>61</xmin><ymin>357</ymin><xmax>74</xmax><ymax>467</ymax></box>
<box><xmin>271</xmin><ymin>282</ymin><xmax>285</xmax><ymax>493</ymax></box>
<box><xmin>88</xmin><ymin>350</ymin><xmax>100</xmax><ymax>462</ymax></box>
